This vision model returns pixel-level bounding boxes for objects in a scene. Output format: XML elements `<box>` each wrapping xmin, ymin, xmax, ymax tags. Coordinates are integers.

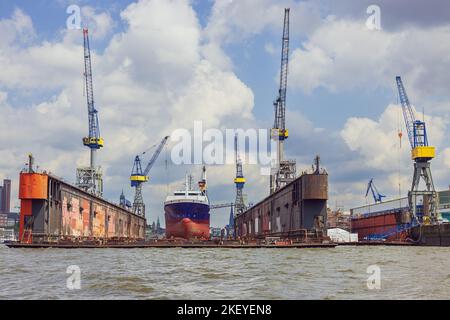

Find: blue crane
<box><xmin>130</xmin><ymin>136</ymin><xmax>169</xmax><ymax>216</ymax></box>
<box><xmin>76</xmin><ymin>28</ymin><xmax>104</xmax><ymax>196</ymax></box>
<box><xmin>82</xmin><ymin>28</ymin><xmax>103</xmax><ymax>152</ymax></box>
<box><xmin>396</xmin><ymin>76</ymin><xmax>430</xmax><ymax>151</ymax></box>
<box><xmin>273</xmin><ymin>8</ymin><xmax>290</xmax><ymax>140</ymax></box>
<box><xmin>270</xmin><ymin>8</ymin><xmax>296</xmax><ymax>193</ymax></box>
<box><xmin>234</xmin><ymin>134</ymin><xmax>246</xmax><ymax>216</ymax></box>
<box><xmin>396</xmin><ymin>76</ymin><xmax>437</xmax><ymax>222</ymax></box>
<box><xmin>365</xmin><ymin>178</ymin><xmax>385</xmax><ymax>203</ymax></box>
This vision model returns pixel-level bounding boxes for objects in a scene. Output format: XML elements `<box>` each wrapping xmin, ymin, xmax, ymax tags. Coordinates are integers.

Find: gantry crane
<box><xmin>130</xmin><ymin>136</ymin><xmax>169</xmax><ymax>217</ymax></box>
<box><xmin>270</xmin><ymin>8</ymin><xmax>296</xmax><ymax>194</ymax></box>
<box><xmin>365</xmin><ymin>178</ymin><xmax>386</xmax><ymax>203</ymax></box>
<box><xmin>76</xmin><ymin>28</ymin><xmax>104</xmax><ymax>196</ymax></box>
<box><xmin>396</xmin><ymin>76</ymin><xmax>437</xmax><ymax>223</ymax></box>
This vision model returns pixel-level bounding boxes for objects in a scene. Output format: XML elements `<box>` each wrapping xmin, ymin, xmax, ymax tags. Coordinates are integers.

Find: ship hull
<box><xmin>164</xmin><ymin>201</ymin><xmax>210</xmax><ymax>239</ymax></box>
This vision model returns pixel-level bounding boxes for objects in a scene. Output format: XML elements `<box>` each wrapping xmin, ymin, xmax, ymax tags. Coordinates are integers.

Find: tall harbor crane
<box><xmin>270</xmin><ymin>8</ymin><xmax>296</xmax><ymax>194</ymax></box>
<box><xmin>76</xmin><ymin>28</ymin><xmax>104</xmax><ymax>196</ymax></box>
<box><xmin>396</xmin><ymin>76</ymin><xmax>437</xmax><ymax>223</ymax></box>
<box><xmin>365</xmin><ymin>178</ymin><xmax>386</xmax><ymax>203</ymax></box>
<box><xmin>234</xmin><ymin>134</ymin><xmax>246</xmax><ymax>216</ymax></box>
<box><xmin>208</xmin><ymin>135</ymin><xmax>247</xmax><ymax>239</ymax></box>
<box><xmin>130</xmin><ymin>136</ymin><xmax>169</xmax><ymax>217</ymax></box>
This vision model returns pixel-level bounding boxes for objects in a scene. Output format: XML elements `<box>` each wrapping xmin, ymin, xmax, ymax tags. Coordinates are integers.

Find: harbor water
<box><xmin>1</xmin><ymin>245</ymin><xmax>449</xmax><ymax>299</ymax></box>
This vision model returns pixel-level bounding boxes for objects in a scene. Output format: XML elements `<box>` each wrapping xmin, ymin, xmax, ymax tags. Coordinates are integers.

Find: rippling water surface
<box><xmin>1</xmin><ymin>245</ymin><xmax>449</xmax><ymax>299</ymax></box>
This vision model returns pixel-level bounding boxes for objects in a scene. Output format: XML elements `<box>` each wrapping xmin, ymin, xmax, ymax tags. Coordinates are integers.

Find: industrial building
<box><xmin>0</xmin><ymin>179</ymin><xmax>11</xmax><ymax>213</ymax></box>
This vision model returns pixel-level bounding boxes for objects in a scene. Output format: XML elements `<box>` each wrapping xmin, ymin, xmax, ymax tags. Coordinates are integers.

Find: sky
<box><xmin>1</xmin><ymin>0</ymin><xmax>450</xmax><ymax>228</ymax></box>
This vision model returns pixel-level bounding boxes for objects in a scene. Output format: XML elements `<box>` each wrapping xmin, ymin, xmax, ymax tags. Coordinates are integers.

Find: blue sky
<box><xmin>1</xmin><ymin>0</ymin><xmax>450</xmax><ymax>228</ymax></box>
<box><xmin>0</xmin><ymin>0</ymin><xmax>393</xmax><ymax>126</ymax></box>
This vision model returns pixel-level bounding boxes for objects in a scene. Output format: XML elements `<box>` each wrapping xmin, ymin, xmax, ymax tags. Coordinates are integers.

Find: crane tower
<box><xmin>396</xmin><ymin>76</ymin><xmax>437</xmax><ymax>223</ymax></box>
<box><xmin>234</xmin><ymin>134</ymin><xmax>246</xmax><ymax>215</ymax></box>
<box><xmin>76</xmin><ymin>28</ymin><xmax>104</xmax><ymax>196</ymax></box>
<box><xmin>270</xmin><ymin>8</ymin><xmax>296</xmax><ymax>194</ymax></box>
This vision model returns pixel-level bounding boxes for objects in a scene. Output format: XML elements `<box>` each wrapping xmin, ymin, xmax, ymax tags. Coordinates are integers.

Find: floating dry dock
<box><xmin>5</xmin><ymin>240</ymin><xmax>336</xmax><ymax>249</ymax></box>
<box><xmin>18</xmin><ymin>171</ymin><xmax>146</xmax><ymax>244</ymax></box>
<box><xmin>235</xmin><ymin>166</ymin><xmax>328</xmax><ymax>241</ymax></box>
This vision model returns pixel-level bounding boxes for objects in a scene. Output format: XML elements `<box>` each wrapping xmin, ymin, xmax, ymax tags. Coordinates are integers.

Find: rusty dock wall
<box><xmin>235</xmin><ymin>172</ymin><xmax>328</xmax><ymax>240</ymax></box>
<box><xmin>19</xmin><ymin>172</ymin><xmax>146</xmax><ymax>244</ymax></box>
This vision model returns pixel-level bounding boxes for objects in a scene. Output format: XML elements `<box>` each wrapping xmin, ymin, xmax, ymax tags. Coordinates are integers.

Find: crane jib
<box><xmin>82</xmin><ymin>28</ymin><xmax>103</xmax><ymax>148</ymax></box>
<box><xmin>396</xmin><ymin>76</ymin><xmax>435</xmax><ymax>161</ymax></box>
<box><xmin>273</xmin><ymin>8</ymin><xmax>290</xmax><ymax>137</ymax></box>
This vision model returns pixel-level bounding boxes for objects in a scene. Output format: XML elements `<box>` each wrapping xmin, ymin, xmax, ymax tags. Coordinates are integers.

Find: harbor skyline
<box><xmin>1</xmin><ymin>1</ymin><xmax>450</xmax><ymax>228</ymax></box>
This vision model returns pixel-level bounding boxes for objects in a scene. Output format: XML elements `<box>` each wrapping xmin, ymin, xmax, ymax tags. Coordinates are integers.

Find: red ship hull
<box><xmin>164</xmin><ymin>201</ymin><xmax>210</xmax><ymax>239</ymax></box>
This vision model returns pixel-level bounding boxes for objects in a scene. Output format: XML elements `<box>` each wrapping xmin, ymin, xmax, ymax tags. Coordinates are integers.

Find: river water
<box><xmin>1</xmin><ymin>244</ymin><xmax>449</xmax><ymax>299</ymax></box>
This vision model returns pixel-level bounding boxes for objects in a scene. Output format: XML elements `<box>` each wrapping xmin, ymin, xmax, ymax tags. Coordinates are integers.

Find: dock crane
<box><xmin>234</xmin><ymin>134</ymin><xmax>246</xmax><ymax>216</ymax></box>
<box><xmin>208</xmin><ymin>135</ymin><xmax>247</xmax><ymax>239</ymax></box>
<box><xmin>365</xmin><ymin>178</ymin><xmax>386</xmax><ymax>203</ymax></box>
<box><xmin>76</xmin><ymin>28</ymin><xmax>104</xmax><ymax>196</ymax></box>
<box><xmin>396</xmin><ymin>76</ymin><xmax>437</xmax><ymax>223</ymax></box>
<box><xmin>270</xmin><ymin>8</ymin><xmax>296</xmax><ymax>194</ymax></box>
<box><xmin>130</xmin><ymin>136</ymin><xmax>169</xmax><ymax>217</ymax></box>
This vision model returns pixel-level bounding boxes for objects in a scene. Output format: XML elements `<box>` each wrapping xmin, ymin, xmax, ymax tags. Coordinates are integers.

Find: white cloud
<box><xmin>170</xmin><ymin>60</ymin><xmax>254</xmax><ymax>129</ymax></box>
<box><xmin>289</xmin><ymin>18</ymin><xmax>450</xmax><ymax>107</ymax></box>
<box><xmin>0</xmin><ymin>8</ymin><xmax>35</xmax><ymax>47</ymax></box>
<box><xmin>81</xmin><ymin>6</ymin><xmax>114</xmax><ymax>39</ymax></box>
<box><xmin>0</xmin><ymin>0</ymin><xmax>255</xmax><ymax>223</ymax></box>
<box><xmin>202</xmin><ymin>0</ymin><xmax>323</xmax><ymax>71</ymax></box>
<box><xmin>341</xmin><ymin>104</ymin><xmax>446</xmax><ymax>170</ymax></box>
<box><xmin>205</xmin><ymin>0</ymin><xmax>322</xmax><ymax>43</ymax></box>
<box><xmin>2</xmin><ymin>0</ymin><xmax>450</xmax><ymax>223</ymax></box>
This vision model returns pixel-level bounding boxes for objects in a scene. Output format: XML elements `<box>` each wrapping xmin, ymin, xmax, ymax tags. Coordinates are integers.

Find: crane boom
<box><xmin>82</xmin><ymin>28</ymin><xmax>103</xmax><ymax>149</ymax></box>
<box><xmin>273</xmin><ymin>8</ymin><xmax>290</xmax><ymax>136</ymax></box>
<box><xmin>210</xmin><ymin>203</ymin><xmax>234</xmax><ymax>210</ymax></box>
<box><xmin>396</xmin><ymin>76</ymin><xmax>419</xmax><ymax>149</ymax></box>
<box><xmin>396</xmin><ymin>76</ymin><xmax>434</xmax><ymax>159</ymax></box>
<box><xmin>130</xmin><ymin>136</ymin><xmax>169</xmax><ymax>217</ymax></box>
<box><xmin>143</xmin><ymin>136</ymin><xmax>169</xmax><ymax>175</ymax></box>
<box><xmin>365</xmin><ymin>178</ymin><xmax>385</xmax><ymax>203</ymax></box>
<box><xmin>131</xmin><ymin>136</ymin><xmax>169</xmax><ymax>185</ymax></box>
